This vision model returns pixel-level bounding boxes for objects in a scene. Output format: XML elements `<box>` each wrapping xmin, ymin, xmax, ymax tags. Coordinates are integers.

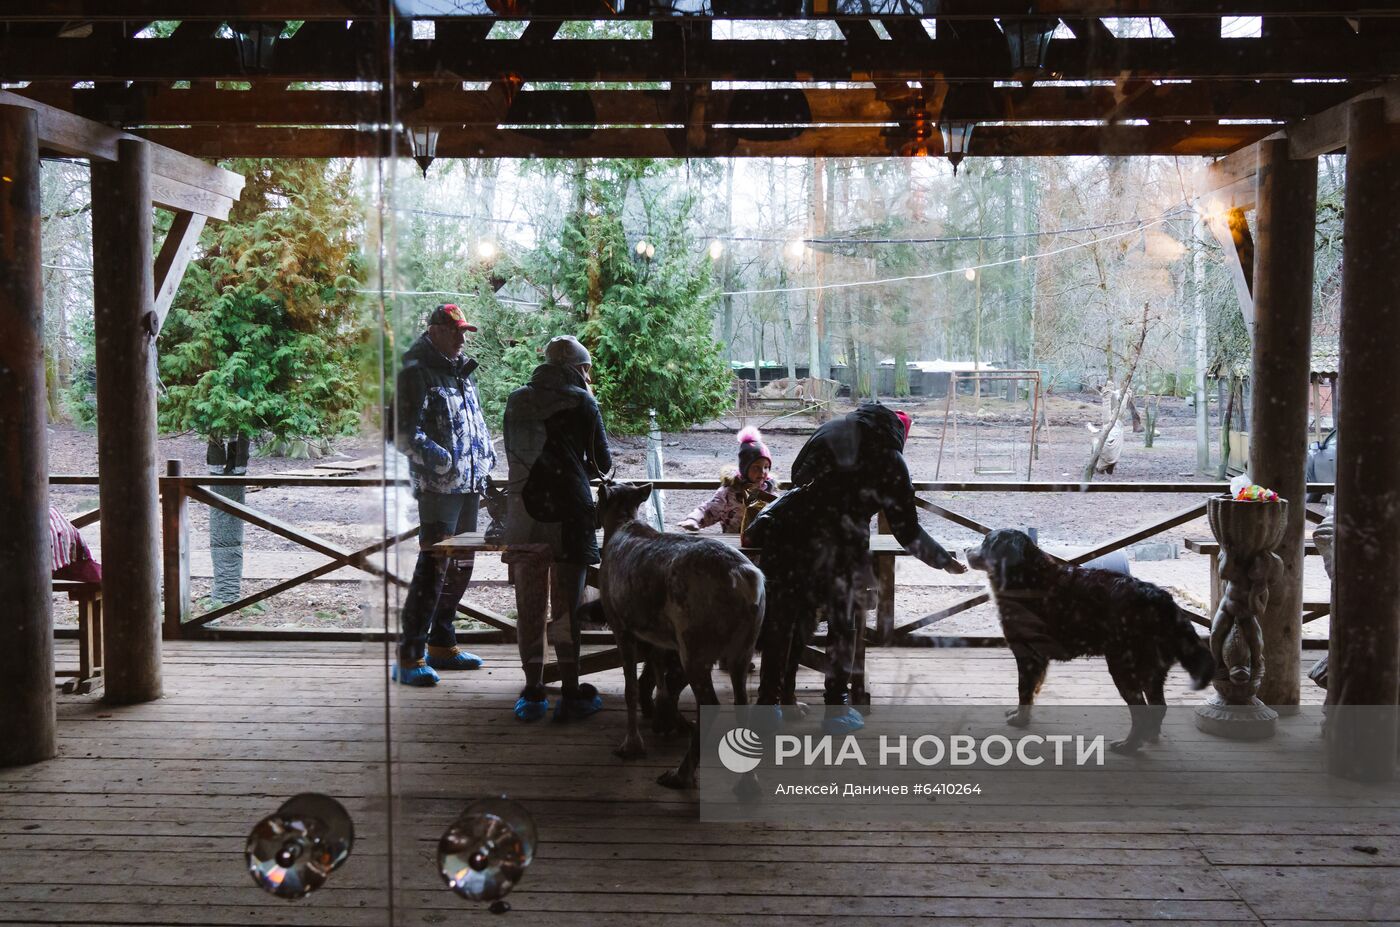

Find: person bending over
<box><xmin>744</xmin><ymin>402</ymin><xmax>966</xmax><ymax>733</ymax></box>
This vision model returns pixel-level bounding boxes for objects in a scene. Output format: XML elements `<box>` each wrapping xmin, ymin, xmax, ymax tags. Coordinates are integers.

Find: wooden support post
<box><xmin>0</xmin><ymin>104</ymin><xmax>56</xmax><ymax>767</ymax></box>
<box><xmin>1248</xmin><ymin>138</ymin><xmax>1318</xmax><ymax>710</ymax></box>
<box><xmin>91</xmin><ymin>138</ymin><xmax>163</xmax><ymax>705</ymax></box>
<box><xmin>1330</xmin><ymin>98</ymin><xmax>1400</xmax><ymax>781</ymax></box>
<box><xmin>161</xmin><ymin>459</ymin><xmax>189</xmax><ymax>639</ymax></box>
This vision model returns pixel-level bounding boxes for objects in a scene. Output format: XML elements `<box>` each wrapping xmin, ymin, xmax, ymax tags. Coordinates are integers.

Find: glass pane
<box><xmin>23</xmin><ymin>15</ymin><xmax>399</xmax><ymax>926</ymax></box>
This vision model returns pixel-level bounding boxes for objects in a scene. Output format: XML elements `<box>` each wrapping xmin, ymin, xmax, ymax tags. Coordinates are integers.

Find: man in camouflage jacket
<box><xmin>392</xmin><ymin>304</ymin><xmax>497</xmax><ymax>686</ymax></box>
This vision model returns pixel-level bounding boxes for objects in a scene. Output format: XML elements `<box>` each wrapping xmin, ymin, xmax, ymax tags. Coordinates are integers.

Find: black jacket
<box><xmin>501</xmin><ymin>362</ymin><xmax>612</xmax><ymax>537</ymax></box>
<box><xmin>747</xmin><ymin>402</ymin><xmax>953</xmax><ymax>571</ymax></box>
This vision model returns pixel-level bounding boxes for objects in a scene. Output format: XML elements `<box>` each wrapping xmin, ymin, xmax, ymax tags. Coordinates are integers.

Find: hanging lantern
<box><xmin>229</xmin><ymin>21</ymin><xmax>283</xmax><ymax>73</ymax></box>
<box><xmin>939</xmin><ymin>120</ymin><xmax>975</xmax><ymax>175</ymax></box>
<box><xmin>1002</xmin><ymin>16</ymin><xmax>1061</xmax><ymax>85</ymax></box>
<box><xmin>407</xmin><ymin>126</ymin><xmax>440</xmax><ymax>178</ymax></box>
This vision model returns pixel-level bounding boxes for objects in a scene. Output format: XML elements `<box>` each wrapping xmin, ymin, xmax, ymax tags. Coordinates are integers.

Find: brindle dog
<box><xmin>967</xmin><ymin>528</ymin><xmax>1214</xmax><ymax>754</ymax></box>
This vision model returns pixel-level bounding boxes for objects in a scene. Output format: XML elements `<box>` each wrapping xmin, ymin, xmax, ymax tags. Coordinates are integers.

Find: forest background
<box><xmin>37</xmin><ymin>148</ymin><xmax>1347</xmax><ymax>450</ymax></box>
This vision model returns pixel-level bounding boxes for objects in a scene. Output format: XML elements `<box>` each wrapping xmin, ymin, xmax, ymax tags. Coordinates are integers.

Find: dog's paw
<box><xmin>614</xmin><ymin>734</ymin><xmax>647</xmax><ymax>760</ymax></box>
<box><xmin>1005</xmin><ymin>708</ymin><xmax>1032</xmax><ymax>728</ymax></box>
<box><xmin>657</xmin><ymin>768</ymin><xmax>697</xmax><ymax>790</ymax></box>
<box><xmin>1109</xmin><ymin>738</ymin><xmax>1143</xmax><ymax>755</ymax></box>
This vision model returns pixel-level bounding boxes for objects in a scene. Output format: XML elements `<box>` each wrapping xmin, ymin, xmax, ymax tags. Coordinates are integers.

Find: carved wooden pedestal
<box><xmin>1195</xmin><ymin>495</ymin><xmax>1287</xmax><ymax>740</ymax></box>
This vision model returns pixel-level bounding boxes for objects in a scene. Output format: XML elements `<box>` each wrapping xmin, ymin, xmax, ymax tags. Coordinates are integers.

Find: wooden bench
<box><xmin>436</xmin><ymin>530</ymin><xmax>907</xmax><ymax>705</ymax></box>
<box><xmin>53</xmin><ymin>580</ymin><xmax>103</xmax><ymax>694</ymax></box>
<box><xmin>1184</xmin><ymin>537</ymin><xmax>1329</xmax><ymax>624</ymax></box>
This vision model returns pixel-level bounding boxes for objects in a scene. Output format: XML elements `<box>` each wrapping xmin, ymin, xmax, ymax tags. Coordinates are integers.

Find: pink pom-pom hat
<box><xmin>737</xmin><ymin>426</ymin><xmax>772</xmax><ymax>477</ymax></box>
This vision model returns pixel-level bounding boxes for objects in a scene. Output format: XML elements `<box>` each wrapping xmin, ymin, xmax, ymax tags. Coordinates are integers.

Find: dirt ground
<box><xmin>49</xmin><ymin>392</ymin><xmax>1258</xmax><ymax>637</ymax></box>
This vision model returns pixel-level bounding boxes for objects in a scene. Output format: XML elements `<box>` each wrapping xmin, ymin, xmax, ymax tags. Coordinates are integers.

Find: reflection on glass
<box><xmin>437</xmin><ymin>796</ymin><xmax>538</xmax><ymax>902</ymax></box>
<box><xmin>246</xmin><ymin>793</ymin><xmax>354</xmax><ymax>900</ymax></box>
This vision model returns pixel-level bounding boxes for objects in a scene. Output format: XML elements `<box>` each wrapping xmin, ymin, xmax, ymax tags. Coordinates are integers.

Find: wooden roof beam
<box><xmin>1199</xmin><ymin>77</ymin><xmax>1400</xmax><ymax>211</ymax></box>
<box><xmin>131</xmin><ymin>122</ymin><xmax>1275</xmax><ymax>159</ymax></box>
<box><xmin>17</xmin><ymin>81</ymin><xmax>1365</xmax><ymax>127</ymax></box>
<box><xmin>0</xmin><ymin>90</ymin><xmax>242</xmax><ymax>218</ymax></box>
<box><xmin>6</xmin><ymin>34</ymin><xmax>1399</xmax><ymax>83</ymax></box>
<box><xmin>1284</xmin><ymin>77</ymin><xmax>1400</xmax><ymax>158</ymax></box>
<box><xmin>5</xmin><ymin>1</ymin><xmax>1392</xmax><ymax>20</ymax></box>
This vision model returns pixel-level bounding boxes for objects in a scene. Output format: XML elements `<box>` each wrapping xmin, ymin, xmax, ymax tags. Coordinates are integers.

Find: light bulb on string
<box><xmin>476</xmin><ymin>240</ymin><xmax>498</xmax><ymax>261</ymax></box>
<box><xmin>636</xmin><ymin>239</ymin><xmax>650</xmax><ymax>257</ymax></box>
<box><xmin>786</xmin><ymin>239</ymin><xmax>807</xmax><ymax>261</ymax></box>
<box><xmin>964</xmin><ymin>268</ymin><xmax>977</xmax><ymax>281</ymax></box>
<box><xmin>708</xmin><ymin>240</ymin><xmax>724</xmax><ymax>261</ymax></box>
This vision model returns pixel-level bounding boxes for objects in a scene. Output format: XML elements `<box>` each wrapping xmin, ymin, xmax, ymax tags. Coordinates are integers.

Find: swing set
<box><xmin>934</xmin><ymin>369</ymin><xmax>1043</xmax><ymax>480</ymax></box>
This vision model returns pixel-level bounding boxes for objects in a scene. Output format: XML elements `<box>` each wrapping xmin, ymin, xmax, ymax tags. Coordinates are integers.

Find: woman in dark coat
<box><xmin>501</xmin><ymin>335</ymin><xmax>612</xmax><ymax>722</ymax></box>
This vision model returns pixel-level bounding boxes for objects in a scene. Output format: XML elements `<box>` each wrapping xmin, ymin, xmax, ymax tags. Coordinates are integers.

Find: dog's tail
<box><xmin>1173</xmin><ymin>611</ymin><xmax>1215</xmax><ymax>690</ymax></box>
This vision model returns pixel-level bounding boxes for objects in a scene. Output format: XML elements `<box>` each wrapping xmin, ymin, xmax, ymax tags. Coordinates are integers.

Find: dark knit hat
<box><xmin>737</xmin><ymin>426</ymin><xmax>771</xmax><ymax>477</ymax></box>
<box><xmin>544</xmin><ymin>334</ymin><xmax>591</xmax><ymax>367</ymax></box>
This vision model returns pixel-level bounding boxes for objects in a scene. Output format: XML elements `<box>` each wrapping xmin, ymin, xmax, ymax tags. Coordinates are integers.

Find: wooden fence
<box><xmin>49</xmin><ymin>469</ymin><xmax>1334</xmax><ymax>645</ymax></box>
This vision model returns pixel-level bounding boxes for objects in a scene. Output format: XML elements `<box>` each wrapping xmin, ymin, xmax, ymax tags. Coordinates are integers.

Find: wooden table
<box><xmin>1184</xmin><ymin>537</ymin><xmax>1329</xmax><ymax>625</ymax></box>
<box><xmin>436</xmin><ymin>530</ymin><xmax>908</xmax><ymax>705</ymax></box>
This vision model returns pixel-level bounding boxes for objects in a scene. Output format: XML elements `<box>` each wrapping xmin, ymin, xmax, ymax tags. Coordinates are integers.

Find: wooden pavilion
<box><xmin>1</xmin><ymin>2</ymin><xmax>1398</xmax><ymax>923</ymax></box>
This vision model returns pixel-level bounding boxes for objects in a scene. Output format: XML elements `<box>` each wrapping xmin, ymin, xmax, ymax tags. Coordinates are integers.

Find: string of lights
<box><xmin>721</xmin><ymin>212</ymin><xmax>1179</xmax><ymax>298</ymax></box>
<box><xmin>727</xmin><ymin>208</ymin><xmax>1192</xmax><ymax>246</ymax></box>
<box><xmin>400</xmin><ymin>204</ymin><xmax>1193</xmax><ymax>247</ymax></box>
<box><xmin>401</xmin><ymin>206</ymin><xmax>538</xmax><ymax>228</ymax></box>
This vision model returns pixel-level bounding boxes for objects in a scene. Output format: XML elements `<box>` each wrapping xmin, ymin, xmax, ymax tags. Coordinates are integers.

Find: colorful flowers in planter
<box><xmin>1234</xmin><ymin>484</ymin><xmax>1280</xmax><ymax>502</ymax></box>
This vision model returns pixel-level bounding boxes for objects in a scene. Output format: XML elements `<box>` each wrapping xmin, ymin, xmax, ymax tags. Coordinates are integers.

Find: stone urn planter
<box><xmin>1195</xmin><ymin>494</ymin><xmax>1288</xmax><ymax>739</ymax></box>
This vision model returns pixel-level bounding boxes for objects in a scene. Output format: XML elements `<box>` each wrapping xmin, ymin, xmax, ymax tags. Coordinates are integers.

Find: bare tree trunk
<box><xmin>1218</xmin><ymin>374</ymin><xmax>1236</xmax><ymax>480</ymax></box>
<box><xmin>812</xmin><ymin>155</ymin><xmax>829</xmax><ymax>376</ymax></box>
<box><xmin>1083</xmin><ymin>302</ymin><xmax>1152</xmax><ymax>481</ymax></box>
<box><xmin>720</xmin><ymin>159</ymin><xmax>734</xmax><ymax>365</ymax></box>
<box><xmin>1193</xmin><ymin>229</ymin><xmax>1211</xmax><ymax>473</ymax></box>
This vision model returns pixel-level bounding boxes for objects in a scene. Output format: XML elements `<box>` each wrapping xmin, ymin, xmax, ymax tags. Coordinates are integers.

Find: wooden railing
<box><xmin>49</xmin><ymin>470</ymin><xmax>1335</xmax><ymax>644</ymax></box>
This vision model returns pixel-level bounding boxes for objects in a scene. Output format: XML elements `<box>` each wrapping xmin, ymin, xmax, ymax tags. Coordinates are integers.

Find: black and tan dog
<box><xmin>967</xmin><ymin>529</ymin><xmax>1214</xmax><ymax>754</ymax></box>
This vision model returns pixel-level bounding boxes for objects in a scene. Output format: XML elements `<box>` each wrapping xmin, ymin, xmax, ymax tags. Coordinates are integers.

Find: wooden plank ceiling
<box><xmin>2</xmin><ymin>1</ymin><xmax>1397</xmax><ymax>159</ymax></box>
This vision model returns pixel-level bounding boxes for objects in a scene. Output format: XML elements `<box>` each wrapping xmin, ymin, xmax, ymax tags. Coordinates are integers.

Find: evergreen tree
<box><xmin>157</xmin><ymin>158</ymin><xmax>371</xmax><ymax>455</ymax></box>
<box><xmin>515</xmin><ymin>159</ymin><xmax>732</xmax><ymax>435</ymax></box>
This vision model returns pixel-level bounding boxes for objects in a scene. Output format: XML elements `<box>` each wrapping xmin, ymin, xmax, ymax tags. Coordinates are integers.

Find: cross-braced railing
<box><xmin>49</xmin><ymin>470</ymin><xmax>1334</xmax><ymax>643</ymax></box>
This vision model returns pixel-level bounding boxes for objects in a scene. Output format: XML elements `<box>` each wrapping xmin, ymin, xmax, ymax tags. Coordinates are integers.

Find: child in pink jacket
<box><xmin>679</xmin><ymin>427</ymin><xmax>778</xmax><ymax>534</ymax></box>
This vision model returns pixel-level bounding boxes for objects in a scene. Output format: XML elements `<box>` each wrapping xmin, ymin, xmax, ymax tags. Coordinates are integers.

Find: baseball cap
<box><xmin>428</xmin><ymin>303</ymin><xmax>477</xmax><ymax>332</ymax></box>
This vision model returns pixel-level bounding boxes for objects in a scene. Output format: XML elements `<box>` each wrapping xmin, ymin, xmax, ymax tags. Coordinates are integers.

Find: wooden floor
<box><xmin>3</xmin><ymin>642</ymin><xmax>1396</xmax><ymax>927</ymax></box>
